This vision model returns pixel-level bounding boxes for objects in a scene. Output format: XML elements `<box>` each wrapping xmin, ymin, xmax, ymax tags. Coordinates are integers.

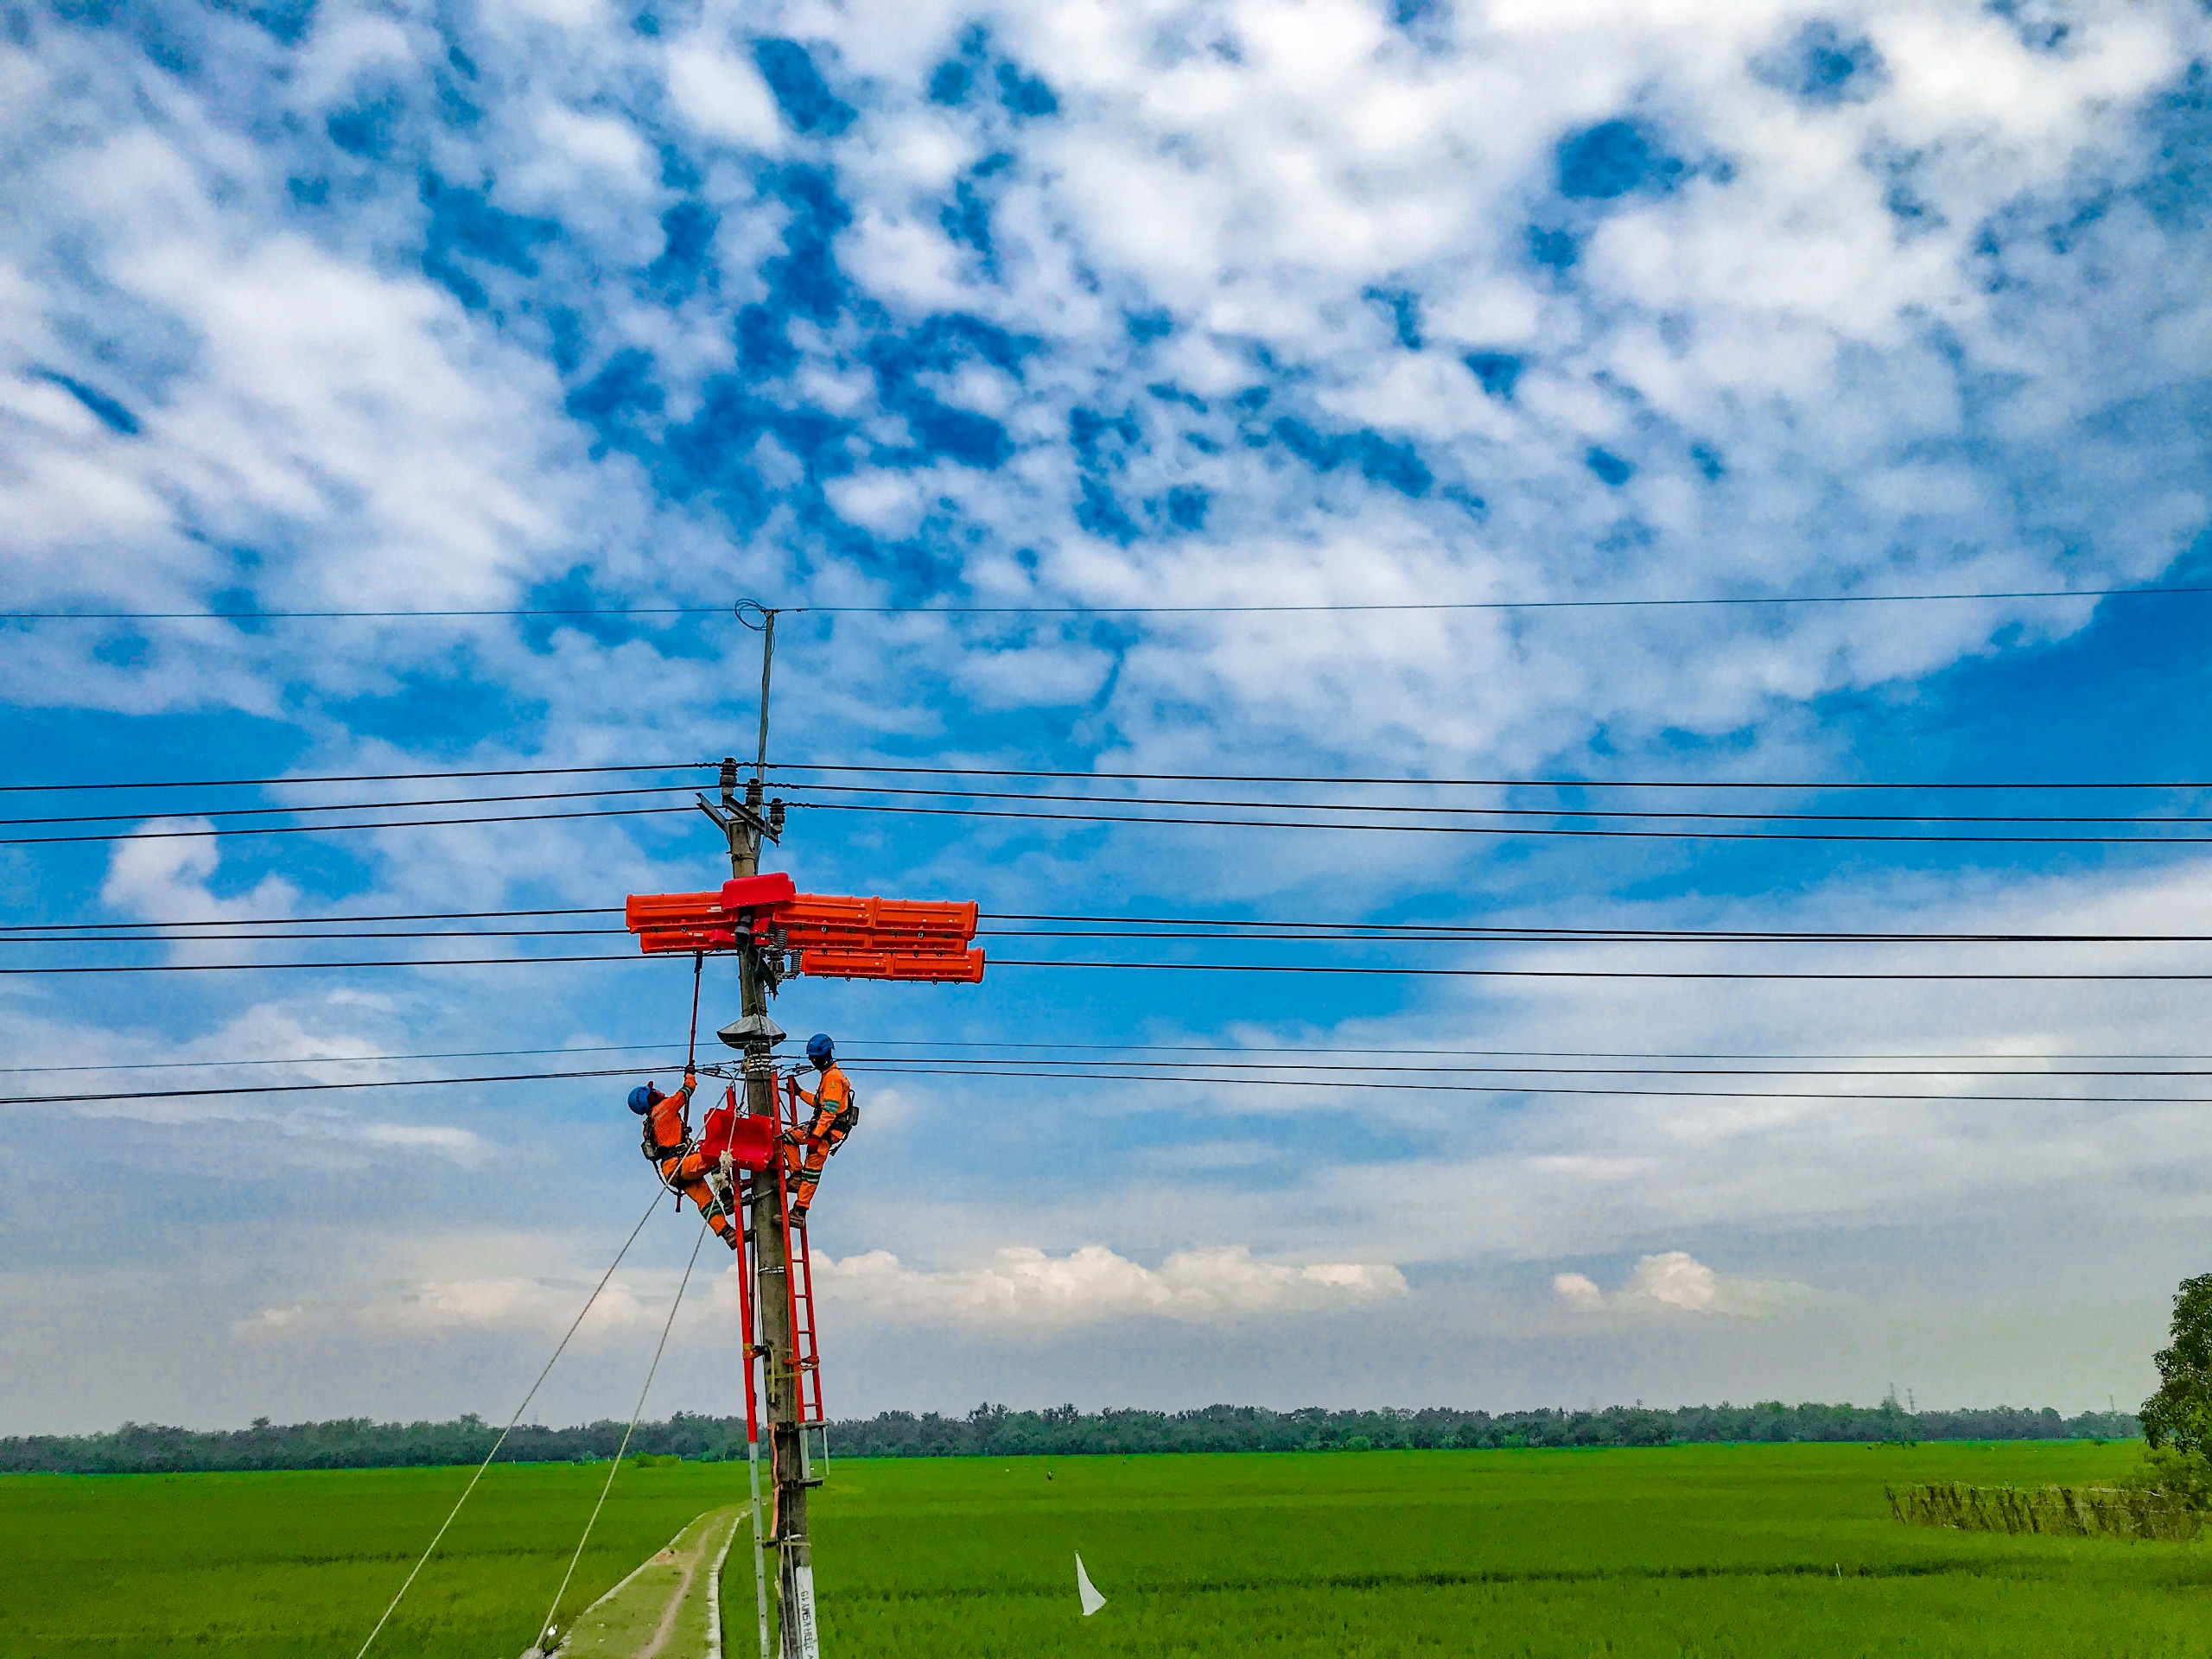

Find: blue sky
<box><xmin>3</xmin><ymin>0</ymin><xmax>2212</xmax><ymax>1433</ymax></box>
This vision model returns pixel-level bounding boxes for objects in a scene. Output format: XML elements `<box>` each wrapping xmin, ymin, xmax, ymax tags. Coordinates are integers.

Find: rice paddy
<box><xmin>1</xmin><ymin>1440</ymin><xmax>2204</xmax><ymax>1656</ymax></box>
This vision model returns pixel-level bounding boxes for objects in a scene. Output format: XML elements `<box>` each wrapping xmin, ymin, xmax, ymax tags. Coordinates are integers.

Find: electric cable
<box><xmin>0</xmin><ymin>783</ymin><xmax>701</xmax><ymax>830</ymax></box>
<box><xmin>18</xmin><ymin>794</ymin><xmax>2212</xmax><ymax>847</ymax></box>
<box><xmin>533</xmin><ymin>1216</ymin><xmax>710</xmax><ymax>1656</ymax></box>
<box><xmin>24</xmin><ymin>1060</ymin><xmax>2212</xmax><ymax>1109</ymax></box>
<box><xmin>0</xmin><ymin>803</ymin><xmax>694</xmax><ymax>847</ymax></box>
<box><xmin>13</xmin><ymin>758</ymin><xmax>2212</xmax><ymax>795</ymax></box>
<box><xmin>780</xmin><ymin>780</ymin><xmax>2212</xmax><ymax>829</ymax></box>
<box><xmin>15</xmin><ymin>582</ymin><xmax>2212</xmax><ymax>623</ymax></box>
<box><xmin>352</xmin><ymin>1184</ymin><xmax>664</xmax><ymax>1659</ymax></box>
<box><xmin>0</xmin><ymin>763</ymin><xmax>707</xmax><ymax>794</ymax></box>
<box><xmin>766</xmin><ymin>762</ymin><xmax>2212</xmax><ymax>792</ymax></box>
<box><xmin>19</xmin><ymin>923</ymin><xmax>2212</xmax><ymax>945</ymax></box>
<box><xmin>0</xmin><ymin>907</ymin><xmax>612</xmax><ymax>931</ymax></box>
<box><xmin>14</xmin><ymin>777</ymin><xmax>2212</xmax><ymax>836</ymax></box>
<box><xmin>790</xmin><ymin>798</ymin><xmax>2212</xmax><ymax>846</ymax></box>
<box><xmin>17</xmin><ymin>954</ymin><xmax>2212</xmax><ymax>980</ymax></box>
<box><xmin>18</xmin><ymin>1039</ymin><xmax>2212</xmax><ymax>1077</ymax></box>
<box><xmin>846</xmin><ymin>1039</ymin><xmax>2212</xmax><ymax>1061</ymax></box>
<box><xmin>0</xmin><ymin>1043</ymin><xmax>679</xmax><ymax>1075</ymax></box>
<box><xmin>0</xmin><ymin>928</ymin><xmax>626</xmax><ymax>943</ymax></box>
<box><xmin>984</xmin><ymin>959</ymin><xmax>2212</xmax><ymax>982</ymax></box>
<box><xmin>16</xmin><ymin>905</ymin><xmax>2212</xmax><ymax>947</ymax></box>
<box><xmin>0</xmin><ymin>1065</ymin><xmax>645</xmax><ymax>1103</ymax></box>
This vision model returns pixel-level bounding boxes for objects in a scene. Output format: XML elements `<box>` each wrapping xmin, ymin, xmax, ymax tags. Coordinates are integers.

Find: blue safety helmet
<box><xmin>806</xmin><ymin>1033</ymin><xmax>835</xmax><ymax>1065</ymax></box>
<box><xmin>627</xmin><ymin>1084</ymin><xmax>658</xmax><ymax>1115</ymax></box>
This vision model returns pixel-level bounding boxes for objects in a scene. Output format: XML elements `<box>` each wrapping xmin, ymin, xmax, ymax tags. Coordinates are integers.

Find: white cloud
<box><xmin>816</xmin><ymin>1243</ymin><xmax>1408</xmax><ymax>1325</ymax></box>
<box><xmin>665</xmin><ymin>39</ymin><xmax>786</xmax><ymax>150</ymax></box>
<box><xmin>1554</xmin><ymin>1252</ymin><xmax>1812</xmax><ymax>1318</ymax></box>
<box><xmin>353</xmin><ymin>1122</ymin><xmax>486</xmax><ymax>1161</ymax></box>
<box><xmin>822</xmin><ymin>467</ymin><xmax>929</xmax><ymax>535</ymax></box>
<box><xmin>99</xmin><ymin>823</ymin><xmax>300</xmax><ymax>959</ymax></box>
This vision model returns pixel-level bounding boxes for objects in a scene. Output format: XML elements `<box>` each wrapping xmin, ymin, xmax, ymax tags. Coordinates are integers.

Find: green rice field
<box><xmin>2</xmin><ymin>1440</ymin><xmax>2206</xmax><ymax>1656</ymax></box>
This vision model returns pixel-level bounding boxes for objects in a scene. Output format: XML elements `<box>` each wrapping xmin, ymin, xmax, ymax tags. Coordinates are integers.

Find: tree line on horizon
<box><xmin>0</xmin><ymin>1399</ymin><xmax>2140</xmax><ymax>1475</ymax></box>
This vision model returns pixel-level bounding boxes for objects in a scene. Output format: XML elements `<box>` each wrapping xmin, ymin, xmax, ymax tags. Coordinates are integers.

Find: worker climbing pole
<box><xmin>620</xmin><ymin>604</ymin><xmax>985</xmax><ymax>1659</ymax></box>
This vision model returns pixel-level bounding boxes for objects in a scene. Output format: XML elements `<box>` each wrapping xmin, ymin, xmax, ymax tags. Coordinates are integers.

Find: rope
<box><xmin>687</xmin><ymin>951</ymin><xmax>702</xmax><ymax>1073</ymax></box>
<box><xmin>351</xmin><ymin>1185</ymin><xmax>664</xmax><ymax>1659</ymax></box>
<box><xmin>534</xmin><ymin>1215</ymin><xmax>712</xmax><ymax>1652</ymax></box>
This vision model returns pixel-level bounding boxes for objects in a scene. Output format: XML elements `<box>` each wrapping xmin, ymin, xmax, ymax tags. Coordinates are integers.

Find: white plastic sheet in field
<box><xmin>1075</xmin><ymin>1554</ymin><xmax>1107</xmax><ymax>1617</ymax></box>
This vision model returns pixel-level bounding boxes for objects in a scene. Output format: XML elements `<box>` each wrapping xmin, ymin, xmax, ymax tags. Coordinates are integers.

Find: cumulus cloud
<box><xmin>100</xmin><ymin>823</ymin><xmax>299</xmax><ymax>947</ymax></box>
<box><xmin>3</xmin><ymin>0</ymin><xmax>2211</xmax><ymax>1427</ymax></box>
<box><xmin>816</xmin><ymin>1243</ymin><xmax>1408</xmax><ymax>1325</ymax></box>
<box><xmin>2</xmin><ymin>0</ymin><xmax>2204</xmax><ymax>773</ymax></box>
<box><xmin>1554</xmin><ymin>1252</ymin><xmax>1810</xmax><ymax>1318</ymax></box>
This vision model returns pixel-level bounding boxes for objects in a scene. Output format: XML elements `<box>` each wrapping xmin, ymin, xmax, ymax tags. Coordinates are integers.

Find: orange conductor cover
<box><xmin>624</xmin><ymin>884</ymin><xmax>984</xmax><ymax>981</ymax></box>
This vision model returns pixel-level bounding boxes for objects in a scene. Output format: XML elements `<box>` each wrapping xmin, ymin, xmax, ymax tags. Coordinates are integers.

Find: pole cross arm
<box><xmin>623</xmin><ymin>874</ymin><xmax>986</xmax><ymax>983</ymax></box>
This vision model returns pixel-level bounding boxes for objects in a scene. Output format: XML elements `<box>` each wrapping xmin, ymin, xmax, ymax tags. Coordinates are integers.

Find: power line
<box><xmin>17</xmin><ymin>1059</ymin><xmax>2212</xmax><ymax>1109</ymax></box>
<box><xmin>12</xmin><ymin>582</ymin><xmax>2212</xmax><ymax>623</ymax></box>
<box><xmin>21</xmin><ymin>1038</ymin><xmax>2212</xmax><ymax>1076</ymax></box>
<box><xmin>0</xmin><ymin>784</ymin><xmax>699</xmax><ymax>831</ymax></box>
<box><xmin>0</xmin><ymin>1043</ymin><xmax>680</xmax><ymax>1075</ymax></box>
<box><xmin>795</xmin><ymin>798</ymin><xmax>2212</xmax><ymax>846</ymax></box>
<box><xmin>847</xmin><ymin>1055</ymin><xmax>2212</xmax><ymax>1078</ymax></box>
<box><xmin>11</xmin><ymin>757</ymin><xmax>2212</xmax><ymax>798</ymax></box>
<box><xmin>0</xmin><ymin>804</ymin><xmax>694</xmax><ymax>847</ymax></box>
<box><xmin>12</xmin><ymin>795</ymin><xmax>2212</xmax><ymax>849</ymax></box>
<box><xmin>0</xmin><ymin>763</ymin><xmax>706</xmax><ymax>794</ymax></box>
<box><xmin>785</xmin><ymin>781</ymin><xmax>2212</xmax><ymax>829</ymax></box>
<box><xmin>987</xmin><ymin>960</ymin><xmax>2212</xmax><ymax>982</ymax></box>
<box><xmin>852</xmin><ymin>1039</ymin><xmax>2212</xmax><ymax>1062</ymax></box>
<box><xmin>0</xmin><ymin>907</ymin><xmax>611</xmax><ymax>932</ymax></box>
<box><xmin>17</xmin><ymin>1039</ymin><xmax>2212</xmax><ymax>1079</ymax></box>
<box><xmin>770</xmin><ymin>763</ymin><xmax>2212</xmax><ymax>792</ymax></box>
<box><xmin>13</xmin><ymin>906</ymin><xmax>2212</xmax><ymax>947</ymax></box>
<box><xmin>16</xmin><ymin>923</ymin><xmax>2212</xmax><ymax>948</ymax></box>
<box><xmin>6</xmin><ymin>606</ymin><xmax>734</xmax><ymax>621</ymax></box>
<box><xmin>12</xmin><ymin>953</ymin><xmax>2212</xmax><ymax>980</ymax></box>
<box><xmin>0</xmin><ymin>927</ymin><xmax>626</xmax><ymax>943</ymax></box>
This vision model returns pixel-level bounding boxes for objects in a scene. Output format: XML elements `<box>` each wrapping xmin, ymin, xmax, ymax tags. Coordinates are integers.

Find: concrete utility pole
<box><xmin>698</xmin><ymin>610</ymin><xmax>817</xmax><ymax>1659</ymax></box>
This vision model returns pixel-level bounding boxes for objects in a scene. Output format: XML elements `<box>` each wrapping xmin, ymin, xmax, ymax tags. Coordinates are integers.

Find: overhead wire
<box><xmin>0</xmin><ymin>906</ymin><xmax>609</xmax><ymax>931</ymax></box>
<box><xmin>19</xmin><ymin>1058</ymin><xmax>2212</xmax><ymax>1109</ymax></box>
<box><xmin>12</xmin><ymin>757</ymin><xmax>2212</xmax><ymax>795</ymax></box>
<box><xmin>13</xmin><ymin>953</ymin><xmax>2212</xmax><ymax>980</ymax></box>
<box><xmin>765</xmin><ymin>762</ymin><xmax>2212</xmax><ymax>792</ymax></box>
<box><xmin>352</xmin><ymin>1184</ymin><xmax>665</xmax><ymax>1659</ymax></box>
<box><xmin>15</xmin><ymin>582</ymin><xmax>2212</xmax><ymax>623</ymax></box>
<box><xmin>13</xmin><ymin>905</ymin><xmax>2212</xmax><ymax>947</ymax></box>
<box><xmin>19</xmin><ymin>1039</ymin><xmax>2212</xmax><ymax>1078</ymax></box>
<box><xmin>0</xmin><ymin>783</ymin><xmax>702</xmax><ymax>830</ymax></box>
<box><xmin>15</xmin><ymin>922</ymin><xmax>2212</xmax><ymax>948</ymax></box>
<box><xmin>779</xmin><ymin>779</ymin><xmax>2212</xmax><ymax>828</ymax></box>
<box><xmin>14</xmin><ymin>795</ymin><xmax>2212</xmax><ymax>848</ymax></box>
<box><xmin>0</xmin><ymin>803</ymin><xmax>695</xmax><ymax>847</ymax></box>
<box><xmin>790</xmin><ymin>798</ymin><xmax>2212</xmax><ymax>845</ymax></box>
<box><xmin>0</xmin><ymin>1043</ymin><xmax>680</xmax><ymax>1075</ymax></box>
<box><xmin>534</xmin><ymin>1216</ymin><xmax>710</xmax><ymax>1656</ymax></box>
<box><xmin>0</xmin><ymin>763</ymin><xmax>708</xmax><ymax>794</ymax></box>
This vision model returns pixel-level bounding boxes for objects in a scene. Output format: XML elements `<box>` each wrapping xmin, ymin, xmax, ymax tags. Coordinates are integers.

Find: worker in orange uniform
<box><xmin>785</xmin><ymin>1033</ymin><xmax>858</xmax><ymax>1222</ymax></box>
<box><xmin>629</xmin><ymin>1071</ymin><xmax>741</xmax><ymax>1250</ymax></box>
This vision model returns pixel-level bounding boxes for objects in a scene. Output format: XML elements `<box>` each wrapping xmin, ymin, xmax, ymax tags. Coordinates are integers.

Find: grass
<box><xmin>3</xmin><ymin>1441</ymin><xmax>2209</xmax><ymax>1656</ymax></box>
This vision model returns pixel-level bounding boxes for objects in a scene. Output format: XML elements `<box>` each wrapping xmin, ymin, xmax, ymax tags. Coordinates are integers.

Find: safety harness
<box><xmin>642</xmin><ymin>953</ymin><xmax>706</xmax><ymax>1172</ymax></box>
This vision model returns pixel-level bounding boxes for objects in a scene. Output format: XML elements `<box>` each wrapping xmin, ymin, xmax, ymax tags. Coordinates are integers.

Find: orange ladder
<box><xmin>775</xmin><ymin>1077</ymin><xmax>827</xmax><ymax>1430</ymax></box>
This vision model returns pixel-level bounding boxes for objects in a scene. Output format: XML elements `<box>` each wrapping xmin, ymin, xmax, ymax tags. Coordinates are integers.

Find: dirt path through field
<box><xmin>558</xmin><ymin>1504</ymin><xmax>746</xmax><ymax>1659</ymax></box>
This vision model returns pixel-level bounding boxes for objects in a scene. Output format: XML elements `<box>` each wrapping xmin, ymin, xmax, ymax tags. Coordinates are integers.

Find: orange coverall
<box><xmin>641</xmin><ymin>1076</ymin><xmax>741</xmax><ymax>1250</ymax></box>
<box><xmin>785</xmin><ymin>1063</ymin><xmax>855</xmax><ymax>1218</ymax></box>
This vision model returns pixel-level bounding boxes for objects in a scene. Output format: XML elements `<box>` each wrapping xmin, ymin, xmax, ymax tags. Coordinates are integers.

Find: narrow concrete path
<box><xmin>558</xmin><ymin>1505</ymin><xmax>747</xmax><ymax>1659</ymax></box>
